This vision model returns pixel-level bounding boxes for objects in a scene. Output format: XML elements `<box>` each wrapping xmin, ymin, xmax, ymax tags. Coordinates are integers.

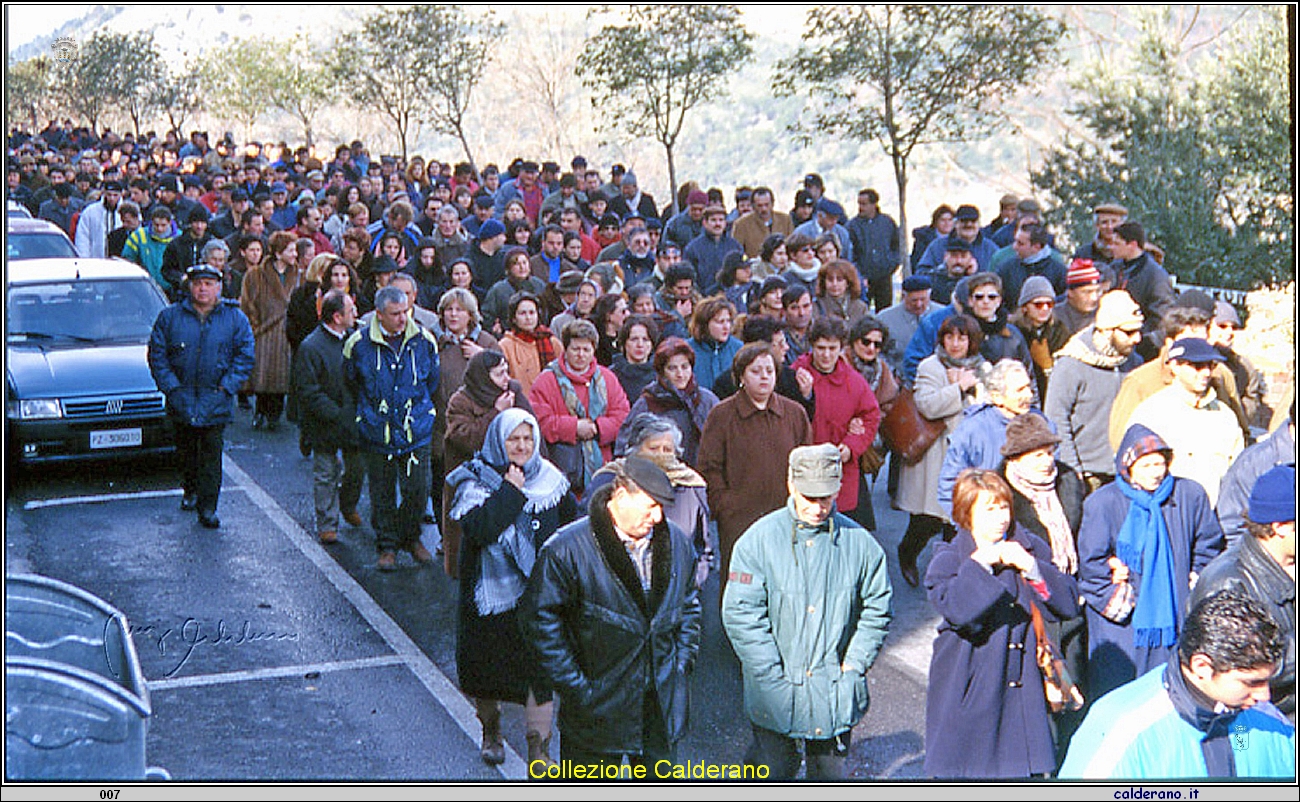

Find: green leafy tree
<box><xmin>263</xmin><ymin>34</ymin><xmax>336</xmax><ymax>149</ymax></box>
<box><xmin>200</xmin><ymin>38</ymin><xmax>277</xmax><ymax>140</ymax></box>
<box><xmin>776</xmin><ymin>5</ymin><xmax>1065</xmax><ymax>263</ymax></box>
<box><xmin>152</xmin><ymin>63</ymin><xmax>205</xmax><ymax>138</ymax></box>
<box><xmin>577</xmin><ymin>4</ymin><xmax>754</xmax><ymax>216</ymax></box>
<box><xmin>331</xmin><ymin>5</ymin><xmax>502</xmax><ymax>165</ymax></box>
<box><xmin>1031</xmin><ymin>9</ymin><xmax>1292</xmax><ymax>289</ymax></box>
<box><xmin>55</xmin><ymin>32</ymin><xmax>128</xmax><ymax>132</ymax></box>
<box><xmin>113</xmin><ymin>31</ymin><xmax>166</xmax><ymax>138</ymax></box>
<box><xmin>7</xmin><ymin>56</ymin><xmax>54</xmax><ymax>132</ymax></box>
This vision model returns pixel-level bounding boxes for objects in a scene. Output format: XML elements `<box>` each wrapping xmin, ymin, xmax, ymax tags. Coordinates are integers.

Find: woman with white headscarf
<box><xmin>446</xmin><ymin>408</ymin><xmax>578</xmax><ymax>769</ymax></box>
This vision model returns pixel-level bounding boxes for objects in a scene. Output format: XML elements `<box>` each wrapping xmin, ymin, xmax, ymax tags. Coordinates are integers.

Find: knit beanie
<box><xmin>1094</xmin><ymin>290</ymin><xmax>1143</xmax><ymax>331</ymax></box>
<box><xmin>1066</xmin><ymin>257</ymin><xmax>1102</xmax><ymax>288</ymax></box>
<box><xmin>1018</xmin><ymin>276</ymin><xmax>1056</xmax><ymax>307</ymax></box>
<box><xmin>1248</xmin><ymin>464</ymin><xmax>1295</xmax><ymax>524</ymax></box>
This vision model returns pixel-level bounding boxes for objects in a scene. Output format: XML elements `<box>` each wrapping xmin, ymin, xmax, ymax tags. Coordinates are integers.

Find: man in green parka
<box><xmin>722</xmin><ymin>443</ymin><xmax>893</xmax><ymax>780</ymax></box>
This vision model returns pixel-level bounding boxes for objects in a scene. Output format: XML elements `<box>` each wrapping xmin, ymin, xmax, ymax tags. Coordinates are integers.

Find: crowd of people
<box><xmin>17</xmin><ymin>120</ymin><xmax>1294</xmax><ymax>780</ymax></box>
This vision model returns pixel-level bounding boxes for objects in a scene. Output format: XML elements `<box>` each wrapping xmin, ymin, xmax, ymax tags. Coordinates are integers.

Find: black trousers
<box><xmin>175</xmin><ymin>422</ymin><xmax>225</xmax><ymax>516</ymax></box>
<box><xmin>558</xmin><ymin>692</ymin><xmax>674</xmax><ymax>770</ymax></box>
<box><xmin>364</xmin><ymin>444</ymin><xmax>431</xmax><ymax>553</ymax></box>
<box><xmin>255</xmin><ymin>392</ymin><xmax>285</xmax><ymax>420</ymax></box>
<box><xmin>865</xmin><ymin>274</ymin><xmax>894</xmax><ymax>312</ymax></box>
<box><xmin>745</xmin><ymin>723</ymin><xmax>850</xmax><ymax>781</ymax></box>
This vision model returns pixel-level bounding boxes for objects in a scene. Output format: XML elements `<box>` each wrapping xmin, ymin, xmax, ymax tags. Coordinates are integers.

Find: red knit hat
<box><xmin>1066</xmin><ymin>257</ymin><xmax>1101</xmax><ymax>288</ymax></box>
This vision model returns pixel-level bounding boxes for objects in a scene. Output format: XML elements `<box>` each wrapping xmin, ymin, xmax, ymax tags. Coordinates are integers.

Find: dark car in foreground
<box><xmin>7</xmin><ymin>259</ymin><xmax>173</xmax><ymax>465</ymax></box>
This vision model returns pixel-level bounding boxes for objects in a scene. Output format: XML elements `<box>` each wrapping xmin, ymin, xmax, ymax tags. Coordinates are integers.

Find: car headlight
<box><xmin>11</xmin><ymin>399</ymin><xmax>63</xmax><ymax>419</ymax></box>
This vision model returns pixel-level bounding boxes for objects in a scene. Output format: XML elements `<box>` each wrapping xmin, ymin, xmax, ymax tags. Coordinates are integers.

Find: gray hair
<box><xmin>623</xmin><ymin>413</ymin><xmax>683</xmax><ymax>457</ymax></box>
<box><xmin>980</xmin><ymin>359</ymin><xmax>1030</xmax><ymax>401</ymax></box>
<box><xmin>437</xmin><ymin>286</ymin><xmax>481</xmax><ymax>324</ymax></box>
<box><xmin>438</xmin><ymin>205</ymin><xmax>461</xmax><ymax>222</ymax></box>
<box><xmin>374</xmin><ymin>285</ymin><xmax>407</xmax><ymax>313</ymax></box>
<box><xmin>389</xmin><ymin>271</ymin><xmax>419</xmax><ymax>295</ymax></box>
<box><xmin>561</xmin><ymin>319</ymin><xmax>599</xmax><ymax>348</ymax></box>
<box><xmin>201</xmin><ymin>239</ymin><xmax>230</xmax><ymax>260</ymax></box>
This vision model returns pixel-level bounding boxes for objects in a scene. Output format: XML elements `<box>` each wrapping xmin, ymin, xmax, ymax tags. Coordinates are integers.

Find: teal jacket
<box><xmin>1060</xmin><ymin>664</ymin><xmax>1295</xmax><ymax>779</ymax></box>
<box><xmin>722</xmin><ymin>500</ymin><xmax>892</xmax><ymax>739</ymax></box>
<box><xmin>123</xmin><ymin>225</ymin><xmax>177</xmax><ymax>292</ymax></box>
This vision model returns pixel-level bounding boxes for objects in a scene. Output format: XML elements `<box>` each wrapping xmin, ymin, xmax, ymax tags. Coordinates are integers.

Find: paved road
<box><xmin>6</xmin><ymin>410</ymin><xmax>941</xmax><ymax>781</ymax></box>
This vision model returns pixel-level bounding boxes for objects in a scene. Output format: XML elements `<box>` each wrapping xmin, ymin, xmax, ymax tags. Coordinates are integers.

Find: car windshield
<box><xmin>7</xmin><ymin>231</ymin><xmax>79</xmax><ymax>260</ymax></box>
<box><xmin>8</xmin><ymin>278</ymin><xmax>166</xmax><ymax>343</ymax></box>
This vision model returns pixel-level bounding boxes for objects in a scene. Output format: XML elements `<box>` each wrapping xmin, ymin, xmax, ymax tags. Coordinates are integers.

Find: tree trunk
<box><xmin>456</xmin><ymin>127</ymin><xmax>477</xmax><ymax>176</ymax></box>
<box><xmin>894</xmin><ymin>152</ymin><xmax>909</xmax><ymax>277</ymax></box>
<box><xmin>303</xmin><ymin>120</ymin><xmax>314</xmax><ymax>150</ymax></box>
<box><xmin>396</xmin><ymin>113</ymin><xmax>409</xmax><ymax>164</ymax></box>
<box><xmin>665</xmin><ymin>142</ymin><xmax>679</xmax><ymax>219</ymax></box>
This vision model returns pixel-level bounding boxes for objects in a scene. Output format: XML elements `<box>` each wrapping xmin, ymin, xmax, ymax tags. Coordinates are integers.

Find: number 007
<box><xmin>100</xmin><ymin>792</ymin><xmax>120</xmax><ymax>800</ymax></box>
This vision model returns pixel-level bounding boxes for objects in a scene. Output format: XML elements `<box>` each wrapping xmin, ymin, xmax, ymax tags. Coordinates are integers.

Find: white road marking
<box><xmin>22</xmin><ymin>486</ymin><xmax>247</xmax><ymax>510</ymax></box>
<box><xmin>148</xmin><ymin>655</ymin><xmax>408</xmax><ymax>692</ymax></box>
<box><xmin>221</xmin><ymin>455</ymin><xmax>527</xmax><ymax>780</ymax></box>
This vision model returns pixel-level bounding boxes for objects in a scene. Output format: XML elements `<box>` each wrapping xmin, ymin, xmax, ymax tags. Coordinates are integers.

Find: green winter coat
<box><xmin>722</xmin><ymin>499</ymin><xmax>893</xmax><ymax>739</ymax></box>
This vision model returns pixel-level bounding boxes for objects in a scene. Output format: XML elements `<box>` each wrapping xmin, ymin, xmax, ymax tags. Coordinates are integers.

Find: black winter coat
<box><xmin>292</xmin><ymin>323</ymin><xmax>357</xmax><ymax>450</ymax></box>
<box><xmin>520</xmin><ymin>483</ymin><xmax>702</xmax><ymax>754</ymax></box>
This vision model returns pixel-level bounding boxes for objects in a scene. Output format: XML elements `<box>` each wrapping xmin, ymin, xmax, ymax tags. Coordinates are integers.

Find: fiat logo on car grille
<box><xmin>105</xmin><ymin>399</ymin><xmax>124</xmax><ymax>415</ymax></box>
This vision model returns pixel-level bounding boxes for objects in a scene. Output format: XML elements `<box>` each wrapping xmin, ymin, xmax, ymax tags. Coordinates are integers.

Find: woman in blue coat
<box><xmin>924</xmin><ymin>469</ymin><xmax>1080</xmax><ymax>778</ymax></box>
<box><xmin>1076</xmin><ymin>424</ymin><xmax>1223</xmax><ymax>701</ymax></box>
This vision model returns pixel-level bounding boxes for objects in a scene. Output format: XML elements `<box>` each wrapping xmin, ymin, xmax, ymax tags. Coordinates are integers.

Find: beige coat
<box><xmin>896</xmin><ymin>354</ymin><xmax>974</xmax><ymax>520</ymax></box>
<box><xmin>732</xmin><ymin>210</ymin><xmax>794</xmax><ymax>258</ymax></box>
<box><xmin>499</xmin><ymin>330</ymin><xmax>561</xmax><ymax>398</ymax></box>
<box><xmin>240</xmin><ymin>262</ymin><xmax>301</xmax><ymax>394</ymax></box>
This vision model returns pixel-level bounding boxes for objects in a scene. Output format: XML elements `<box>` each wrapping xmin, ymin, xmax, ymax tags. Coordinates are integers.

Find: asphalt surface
<box><xmin>6</xmin><ymin>409</ymin><xmax>941</xmax><ymax>782</ymax></box>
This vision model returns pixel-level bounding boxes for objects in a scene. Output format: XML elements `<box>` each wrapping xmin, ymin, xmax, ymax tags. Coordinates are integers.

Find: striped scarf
<box><xmin>512</xmin><ymin>324</ymin><xmax>557</xmax><ymax>366</ymax></box>
<box><xmin>549</xmin><ymin>359</ymin><xmax>608</xmax><ymax>489</ymax></box>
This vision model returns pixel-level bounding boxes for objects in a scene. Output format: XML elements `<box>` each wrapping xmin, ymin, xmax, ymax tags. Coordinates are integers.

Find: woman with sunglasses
<box><xmin>1011</xmin><ymin>276</ymin><xmax>1070</xmax><ymax>401</ymax></box>
<box><xmin>847</xmin><ymin>316</ymin><xmax>899</xmax><ymax>531</ymax></box>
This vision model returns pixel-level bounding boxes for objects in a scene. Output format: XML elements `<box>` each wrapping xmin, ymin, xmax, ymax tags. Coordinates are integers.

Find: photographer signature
<box><xmin>125</xmin><ymin>618</ymin><xmax>300</xmax><ymax>678</ymax></box>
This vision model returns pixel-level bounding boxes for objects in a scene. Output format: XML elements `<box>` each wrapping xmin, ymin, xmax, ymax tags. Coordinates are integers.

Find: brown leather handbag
<box><xmin>1030</xmin><ymin>600</ymin><xmax>1084</xmax><ymax>713</ymax></box>
<box><xmin>879</xmin><ymin>386</ymin><xmax>945</xmax><ymax>464</ymax></box>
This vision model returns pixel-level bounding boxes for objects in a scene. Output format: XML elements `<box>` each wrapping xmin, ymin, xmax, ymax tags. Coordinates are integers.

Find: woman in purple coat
<box><xmin>924</xmin><ymin>469</ymin><xmax>1080</xmax><ymax>778</ymax></box>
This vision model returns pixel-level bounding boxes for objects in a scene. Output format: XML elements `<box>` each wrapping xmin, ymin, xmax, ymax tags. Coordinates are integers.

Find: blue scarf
<box><xmin>1115</xmin><ymin>473</ymin><xmax>1179</xmax><ymax>649</ymax></box>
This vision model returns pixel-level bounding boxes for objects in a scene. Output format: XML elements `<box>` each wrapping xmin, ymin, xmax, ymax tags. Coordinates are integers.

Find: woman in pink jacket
<box><xmin>528</xmin><ymin>319</ymin><xmax>630</xmax><ymax>499</ymax></box>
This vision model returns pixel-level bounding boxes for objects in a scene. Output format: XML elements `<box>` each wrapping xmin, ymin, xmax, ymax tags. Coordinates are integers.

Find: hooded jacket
<box><xmin>1075</xmin><ymin>425</ymin><xmax>1224</xmax><ymax>700</ymax></box>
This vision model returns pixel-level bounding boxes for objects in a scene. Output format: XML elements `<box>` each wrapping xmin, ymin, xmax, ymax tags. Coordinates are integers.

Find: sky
<box><xmin>4</xmin><ymin>3</ymin><xmax>797</xmax><ymax>59</ymax></box>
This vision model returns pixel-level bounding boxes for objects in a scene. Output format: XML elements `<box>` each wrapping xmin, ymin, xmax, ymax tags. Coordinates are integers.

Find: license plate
<box><xmin>90</xmin><ymin>428</ymin><xmax>143</xmax><ymax>449</ymax></box>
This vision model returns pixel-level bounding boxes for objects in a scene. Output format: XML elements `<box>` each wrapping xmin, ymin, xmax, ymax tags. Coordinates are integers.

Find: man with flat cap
<box><xmin>722</xmin><ymin>444</ymin><xmax>893</xmax><ymax>780</ymax></box>
<box><xmin>149</xmin><ymin>263</ymin><xmax>255</xmax><ymax>529</ymax></box>
<box><xmin>521</xmin><ymin>455</ymin><xmax>702</xmax><ymax>770</ymax></box>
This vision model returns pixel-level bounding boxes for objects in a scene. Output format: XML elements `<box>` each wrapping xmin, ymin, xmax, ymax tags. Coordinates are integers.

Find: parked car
<box><xmin>7</xmin><ymin>218</ymin><xmax>78</xmax><ymax>261</ymax></box>
<box><xmin>7</xmin><ymin>258</ymin><xmax>173</xmax><ymax>465</ymax></box>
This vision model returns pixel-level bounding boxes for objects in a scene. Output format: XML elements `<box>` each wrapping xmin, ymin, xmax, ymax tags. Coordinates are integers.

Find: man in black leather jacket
<box><xmin>1191</xmin><ymin>464</ymin><xmax>1296</xmax><ymax>719</ymax></box>
<box><xmin>520</xmin><ymin>457</ymin><xmax>701</xmax><ymax>770</ymax></box>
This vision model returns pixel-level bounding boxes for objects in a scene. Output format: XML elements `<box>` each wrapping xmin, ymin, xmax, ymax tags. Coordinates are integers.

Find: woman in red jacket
<box><xmin>791</xmin><ymin>316</ymin><xmax>881</xmax><ymax>527</ymax></box>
